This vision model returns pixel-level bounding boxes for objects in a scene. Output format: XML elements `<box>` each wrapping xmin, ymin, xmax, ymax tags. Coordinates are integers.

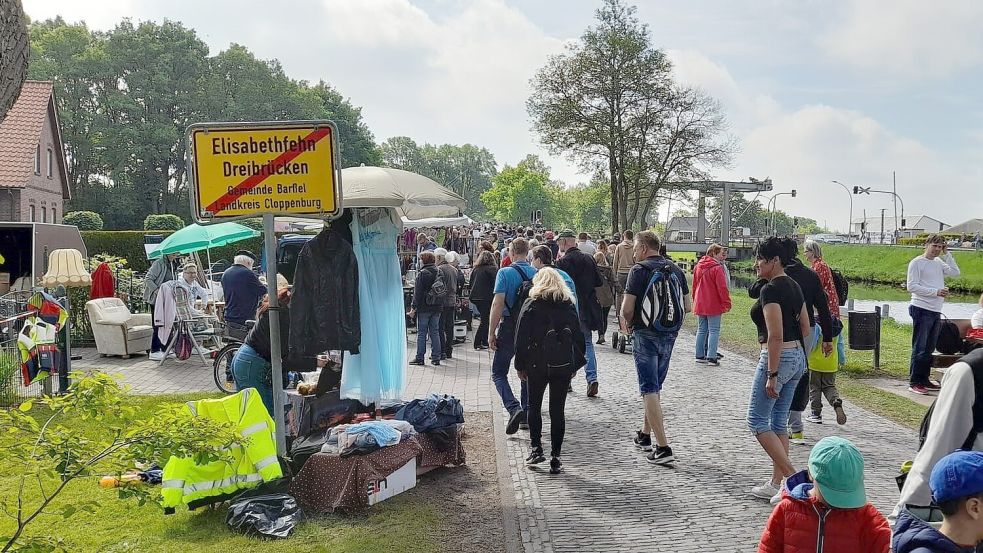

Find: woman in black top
<box><xmin>232</xmin><ymin>284</ymin><xmax>326</xmax><ymax>417</ymax></box>
<box><xmin>469</xmin><ymin>251</ymin><xmax>498</xmax><ymax>350</ymax></box>
<box><xmin>515</xmin><ymin>267</ymin><xmax>586</xmax><ymax>475</ymax></box>
<box><xmin>745</xmin><ymin>237</ymin><xmax>812</xmax><ymax>503</ymax></box>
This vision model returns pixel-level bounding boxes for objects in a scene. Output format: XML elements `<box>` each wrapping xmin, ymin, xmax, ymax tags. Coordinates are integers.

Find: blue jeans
<box><xmin>747</xmin><ymin>348</ymin><xmax>806</xmax><ymax>435</ymax></box>
<box><xmin>492</xmin><ymin>320</ymin><xmax>528</xmax><ymax>414</ymax></box>
<box><xmin>581</xmin><ymin>319</ymin><xmax>598</xmax><ymax>383</ymax></box>
<box><xmin>909</xmin><ymin>305</ymin><xmax>942</xmax><ymax>385</ymax></box>
<box><xmin>232</xmin><ymin>343</ymin><xmax>274</xmax><ymax>417</ymax></box>
<box><xmin>415</xmin><ymin>311</ymin><xmax>442</xmax><ymax>362</ymax></box>
<box><xmin>632</xmin><ymin>330</ymin><xmax>678</xmax><ymax>395</ymax></box>
<box><xmin>695</xmin><ymin>315</ymin><xmax>722</xmax><ymax>360</ymax></box>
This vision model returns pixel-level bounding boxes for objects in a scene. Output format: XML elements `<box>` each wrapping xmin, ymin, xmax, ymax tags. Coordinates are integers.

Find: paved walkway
<box><xmin>74</xmin><ymin>337</ymin><xmax>497</xmax><ymax>411</ymax></box>
<box><xmin>499</xmin><ymin>331</ymin><xmax>917</xmax><ymax>553</ymax></box>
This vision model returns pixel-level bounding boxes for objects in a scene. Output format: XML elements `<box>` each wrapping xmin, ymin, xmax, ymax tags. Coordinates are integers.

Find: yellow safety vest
<box><xmin>161</xmin><ymin>388</ymin><xmax>282</xmax><ymax>509</ymax></box>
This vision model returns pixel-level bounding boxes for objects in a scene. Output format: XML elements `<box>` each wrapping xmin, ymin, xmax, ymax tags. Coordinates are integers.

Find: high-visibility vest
<box><xmin>161</xmin><ymin>388</ymin><xmax>282</xmax><ymax>509</ymax></box>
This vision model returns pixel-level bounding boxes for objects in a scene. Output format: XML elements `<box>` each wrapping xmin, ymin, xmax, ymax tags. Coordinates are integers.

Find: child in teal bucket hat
<box><xmin>758</xmin><ymin>436</ymin><xmax>890</xmax><ymax>552</ymax></box>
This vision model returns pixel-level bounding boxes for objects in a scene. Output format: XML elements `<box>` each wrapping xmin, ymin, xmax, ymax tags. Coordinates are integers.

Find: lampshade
<box><xmin>41</xmin><ymin>249</ymin><xmax>92</xmax><ymax>288</ymax></box>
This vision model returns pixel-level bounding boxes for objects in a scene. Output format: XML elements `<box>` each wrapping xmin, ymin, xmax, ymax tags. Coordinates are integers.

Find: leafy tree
<box><xmin>62</xmin><ymin>210</ymin><xmax>104</xmax><ymax>230</ymax></box>
<box><xmin>528</xmin><ymin>0</ymin><xmax>731</xmax><ymax>232</ymax></box>
<box><xmin>381</xmin><ymin>137</ymin><xmax>496</xmax><ymax>215</ymax></box>
<box><xmin>1</xmin><ymin>0</ymin><xmax>29</xmax><ymax>123</ymax></box>
<box><xmin>0</xmin><ymin>373</ymin><xmax>237</xmax><ymax>552</ymax></box>
<box><xmin>482</xmin><ymin>155</ymin><xmax>566</xmax><ymax>226</ymax></box>
<box><xmin>568</xmin><ymin>177</ymin><xmax>612</xmax><ymax>234</ymax></box>
<box><xmin>143</xmin><ymin>213</ymin><xmax>184</xmax><ymax>231</ymax></box>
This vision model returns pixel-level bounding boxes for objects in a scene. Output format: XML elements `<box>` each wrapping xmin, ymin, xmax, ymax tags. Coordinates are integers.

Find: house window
<box><xmin>46</xmin><ymin>148</ymin><xmax>53</xmax><ymax>178</ymax></box>
<box><xmin>34</xmin><ymin>145</ymin><xmax>41</xmax><ymax>174</ymax></box>
<box><xmin>29</xmin><ymin>205</ymin><xmax>36</xmax><ymax>222</ymax></box>
<box><xmin>52</xmin><ymin>207</ymin><xmax>57</xmax><ymax>223</ymax></box>
<box><xmin>42</xmin><ymin>207</ymin><xmax>47</xmax><ymax>223</ymax></box>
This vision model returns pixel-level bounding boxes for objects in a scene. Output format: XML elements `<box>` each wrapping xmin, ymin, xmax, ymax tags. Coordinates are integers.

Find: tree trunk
<box><xmin>0</xmin><ymin>0</ymin><xmax>29</xmax><ymax>122</ymax></box>
<box><xmin>608</xmin><ymin>153</ymin><xmax>619</xmax><ymax>232</ymax></box>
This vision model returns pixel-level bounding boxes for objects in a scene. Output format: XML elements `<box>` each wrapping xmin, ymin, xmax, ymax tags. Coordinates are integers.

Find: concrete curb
<box><xmin>493</xmin><ymin>405</ymin><xmax>525</xmax><ymax>553</ymax></box>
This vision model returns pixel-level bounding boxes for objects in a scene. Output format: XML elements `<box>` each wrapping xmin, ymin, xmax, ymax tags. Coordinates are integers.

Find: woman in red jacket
<box><xmin>692</xmin><ymin>244</ymin><xmax>732</xmax><ymax>366</ymax></box>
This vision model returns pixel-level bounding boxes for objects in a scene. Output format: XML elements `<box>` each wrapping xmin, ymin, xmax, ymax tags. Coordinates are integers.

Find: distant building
<box><xmin>666</xmin><ymin>216</ymin><xmax>704</xmax><ymax>242</ymax></box>
<box><xmin>851</xmin><ymin>215</ymin><xmax>947</xmax><ymax>239</ymax></box>
<box><xmin>945</xmin><ymin>218</ymin><xmax>983</xmax><ymax>236</ymax></box>
<box><xmin>0</xmin><ymin>81</ymin><xmax>70</xmax><ymax>223</ymax></box>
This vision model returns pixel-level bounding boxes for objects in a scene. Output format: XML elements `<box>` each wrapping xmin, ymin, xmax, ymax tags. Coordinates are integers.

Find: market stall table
<box><xmin>290</xmin><ymin>425</ymin><xmax>466</xmax><ymax>514</ymax></box>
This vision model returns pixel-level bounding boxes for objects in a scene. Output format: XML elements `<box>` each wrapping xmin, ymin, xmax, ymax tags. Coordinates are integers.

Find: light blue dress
<box><xmin>341</xmin><ymin>208</ymin><xmax>406</xmax><ymax>404</ymax></box>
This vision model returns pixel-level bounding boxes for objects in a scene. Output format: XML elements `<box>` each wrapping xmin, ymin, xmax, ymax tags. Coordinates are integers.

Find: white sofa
<box><xmin>85</xmin><ymin>298</ymin><xmax>154</xmax><ymax>358</ymax></box>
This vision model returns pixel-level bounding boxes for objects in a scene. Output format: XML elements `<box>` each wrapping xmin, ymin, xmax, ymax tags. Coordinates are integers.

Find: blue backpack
<box><xmin>639</xmin><ymin>259</ymin><xmax>685</xmax><ymax>333</ymax></box>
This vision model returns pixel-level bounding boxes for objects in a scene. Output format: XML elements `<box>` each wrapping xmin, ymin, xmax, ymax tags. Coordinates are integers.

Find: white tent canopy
<box><xmin>399</xmin><ymin>213</ymin><xmax>473</xmax><ymax>229</ymax></box>
<box><xmin>339</xmin><ymin>166</ymin><xmax>466</xmax><ymax>219</ymax></box>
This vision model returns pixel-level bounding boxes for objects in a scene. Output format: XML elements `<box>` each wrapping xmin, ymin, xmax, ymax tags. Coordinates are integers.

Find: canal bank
<box><xmin>729</xmin><ymin>244</ymin><xmax>983</xmax><ymax>294</ymax></box>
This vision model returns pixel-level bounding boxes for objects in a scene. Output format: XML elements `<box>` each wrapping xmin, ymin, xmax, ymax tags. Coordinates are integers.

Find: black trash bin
<box><xmin>848</xmin><ymin>310</ymin><xmax>879</xmax><ymax>351</ymax></box>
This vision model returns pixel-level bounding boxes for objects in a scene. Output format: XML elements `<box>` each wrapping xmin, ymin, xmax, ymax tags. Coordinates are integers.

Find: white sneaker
<box><xmin>750</xmin><ymin>480</ymin><xmax>780</xmax><ymax>500</ymax></box>
<box><xmin>167</xmin><ymin>352</ymin><xmax>177</xmax><ymax>359</ymax></box>
<box><xmin>805</xmin><ymin>413</ymin><xmax>823</xmax><ymax>424</ymax></box>
<box><xmin>149</xmin><ymin>351</ymin><xmax>164</xmax><ymax>361</ymax></box>
<box><xmin>770</xmin><ymin>488</ymin><xmax>784</xmax><ymax>505</ymax></box>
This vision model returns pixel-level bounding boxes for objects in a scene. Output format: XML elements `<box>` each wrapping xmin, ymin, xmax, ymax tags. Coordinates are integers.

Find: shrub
<box><xmin>143</xmin><ymin>214</ymin><xmax>185</xmax><ymax>231</ymax></box>
<box><xmin>62</xmin><ymin>211</ymin><xmax>104</xmax><ymax>230</ymax></box>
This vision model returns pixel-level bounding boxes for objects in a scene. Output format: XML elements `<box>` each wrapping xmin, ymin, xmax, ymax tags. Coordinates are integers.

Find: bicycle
<box><xmin>212</xmin><ymin>321</ymin><xmax>253</xmax><ymax>394</ymax></box>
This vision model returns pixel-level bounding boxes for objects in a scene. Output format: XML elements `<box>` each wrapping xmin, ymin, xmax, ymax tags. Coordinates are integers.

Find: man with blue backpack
<box><xmin>620</xmin><ymin>231</ymin><xmax>691</xmax><ymax>466</ymax></box>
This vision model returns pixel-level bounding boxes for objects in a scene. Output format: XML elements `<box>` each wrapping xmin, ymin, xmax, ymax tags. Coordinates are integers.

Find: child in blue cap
<box><xmin>759</xmin><ymin>436</ymin><xmax>890</xmax><ymax>552</ymax></box>
<box><xmin>893</xmin><ymin>450</ymin><xmax>983</xmax><ymax>552</ymax></box>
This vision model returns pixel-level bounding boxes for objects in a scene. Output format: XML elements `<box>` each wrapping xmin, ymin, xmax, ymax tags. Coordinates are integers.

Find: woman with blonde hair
<box><xmin>514</xmin><ymin>267</ymin><xmax>586</xmax><ymax>475</ymax></box>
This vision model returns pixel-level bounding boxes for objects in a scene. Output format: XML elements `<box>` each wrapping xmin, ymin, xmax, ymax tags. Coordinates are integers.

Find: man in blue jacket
<box><xmin>221</xmin><ymin>252</ymin><xmax>267</xmax><ymax>340</ymax></box>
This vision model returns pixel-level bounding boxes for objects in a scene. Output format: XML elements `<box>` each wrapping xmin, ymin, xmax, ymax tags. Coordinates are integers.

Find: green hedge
<box><xmin>82</xmin><ymin>231</ymin><xmax>284</xmax><ymax>273</ymax></box>
<box><xmin>144</xmin><ymin>214</ymin><xmax>185</xmax><ymax>231</ymax></box>
<box><xmin>63</xmin><ymin>211</ymin><xmax>104</xmax><ymax>230</ymax></box>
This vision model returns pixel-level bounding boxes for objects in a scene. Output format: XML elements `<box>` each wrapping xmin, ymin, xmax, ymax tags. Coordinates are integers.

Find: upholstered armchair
<box><xmin>85</xmin><ymin>298</ymin><xmax>153</xmax><ymax>358</ymax></box>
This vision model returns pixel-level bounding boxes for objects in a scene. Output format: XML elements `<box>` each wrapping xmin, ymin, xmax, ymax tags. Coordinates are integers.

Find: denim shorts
<box><xmin>632</xmin><ymin>330</ymin><xmax>678</xmax><ymax>395</ymax></box>
<box><xmin>746</xmin><ymin>347</ymin><xmax>806</xmax><ymax>435</ymax></box>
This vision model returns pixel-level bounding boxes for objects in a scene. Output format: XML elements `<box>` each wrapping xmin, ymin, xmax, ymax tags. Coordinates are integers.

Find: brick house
<box><xmin>0</xmin><ymin>81</ymin><xmax>70</xmax><ymax>223</ymax></box>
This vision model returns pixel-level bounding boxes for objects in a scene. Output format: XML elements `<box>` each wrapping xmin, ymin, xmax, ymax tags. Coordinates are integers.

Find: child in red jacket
<box><xmin>758</xmin><ymin>436</ymin><xmax>891</xmax><ymax>553</ymax></box>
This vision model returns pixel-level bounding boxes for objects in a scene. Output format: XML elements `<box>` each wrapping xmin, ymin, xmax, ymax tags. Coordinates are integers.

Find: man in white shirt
<box><xmin>577</xmin><ymin>232</ymin><xmax>597</xmax><ymax>256</ymax></box>
<box><xmin>906</xmin><ymin>234</ymin><xmax>961</xmax><ymax>395</ymax></box>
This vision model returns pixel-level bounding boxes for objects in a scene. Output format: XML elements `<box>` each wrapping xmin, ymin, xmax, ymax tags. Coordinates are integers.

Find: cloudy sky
<box><xmin>24</xmin><ymin>0</ymin><xmax>983</xmax><ymax>231</ymax></box>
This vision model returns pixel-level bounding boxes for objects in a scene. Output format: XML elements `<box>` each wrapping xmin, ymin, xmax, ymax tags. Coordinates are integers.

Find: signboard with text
<box><xmin>187</xmin><ymin>121</ymin><xmax>342</xmax><ymax>222</ymax></box>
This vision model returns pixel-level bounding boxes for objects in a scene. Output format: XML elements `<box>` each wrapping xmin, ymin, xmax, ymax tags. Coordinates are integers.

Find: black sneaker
<box><xmin>706</xmin><ymin>358</ymin><xmax>720</xmax><ymax>367</ymax></box>
<box><xmin>525</xmin><ymin>448</ymin><xmax>545</xmax><ymax>465</ymax></box>
<box><xmin>633</xmin><ymin>431</ymin><xmax>652</xmax><ymax>452</ymax></box>
<box><xmin>506</xmin><ymin>409</ymin><xmax>526</xmax><ymax>435</ymax></box>
<box><xmin>431</xmin><ymin>360</ymin><xmax>441</xmax><ymax>366</ymax></box>
<box><xmin>409</xmin><ymin>359</ymin><xmax>425</xmax><ymax>366</ymax></box>
<box><xmin>647</xmin><ymin>446</ymin><xmax>676</xmax><ymax>466</ymax></box>
<box><xmin>587</xmin><ymin>381</ymin><xmax>599</xmax><ymax>397</ymax></box>
<box><xmin>549</xmin><ymin>456</ymin><xmax>562</xmax><ymax>474</ymax></box>
<box><xmin>519</xmin><ymin>422</ymin><xmax>529</xmax><ymax>430</ymax></box>
<box><xmin>716</xmin><ymin>353</ymin><xmax>725</xmax><ymax>360</ymax></box>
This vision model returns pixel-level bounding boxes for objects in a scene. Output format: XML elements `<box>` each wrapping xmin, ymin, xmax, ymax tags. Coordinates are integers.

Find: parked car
<box><xmin>811</xmin><ymin>233</ymin><xmax>847</xmax><ymax>244</ymax></box>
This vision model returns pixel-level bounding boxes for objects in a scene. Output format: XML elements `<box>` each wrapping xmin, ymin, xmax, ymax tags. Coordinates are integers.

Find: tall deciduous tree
<box><xmin>527</xmin><ymin>0</ymin><xmax>731</xmax><ymax>232</ymax></box>
<box><xmin>481</xmin><ymin>155</ymin><xmax>559</xmax><ymax>225</ymax></box>
<box><xmin>380</xmin><ymin>137</ymin><xmax>496</xmax><ymax>215</ymax></box>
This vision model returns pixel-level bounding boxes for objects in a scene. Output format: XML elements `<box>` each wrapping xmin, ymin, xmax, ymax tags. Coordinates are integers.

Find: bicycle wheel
<box><xmin>213</xmin><ymin>342</ymin><xmax>240</xmax><ymax>394</ymax></box>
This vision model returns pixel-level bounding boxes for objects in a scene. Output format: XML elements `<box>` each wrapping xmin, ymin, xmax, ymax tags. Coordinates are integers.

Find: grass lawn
<box><xmin>691</xmin><ymin>291</ymin><xmax>929</xmax><ymax>429</ymax></box>
<box><xmin>731</xmin><ymin>245</ymin><xmax>983</xmax><ymax>293</ymax></box>
<box><xmin>0</xmin><ymin>393</ymin><xmax>443</xmax><ymax>553</ymax></box>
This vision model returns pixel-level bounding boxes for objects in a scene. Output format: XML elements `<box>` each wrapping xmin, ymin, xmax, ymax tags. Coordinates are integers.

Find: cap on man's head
<box><xmin>235</xmin><ymin>249</ymin><xmax>257</xmax><ymax>262</ymax></box>
<box><xmin>808</xmin><ymin>436</ymin><xmax>867</xmax><ymax>508</ymax></box>
<box><xmin>931</xmin><ymin>450</ymin><xmax>983</xmax><ymax>504</ymax></box>
<box><xmin>558</xmin><ymin>229</ymin><xmax>576</xmax><ymax>239</ymax></box>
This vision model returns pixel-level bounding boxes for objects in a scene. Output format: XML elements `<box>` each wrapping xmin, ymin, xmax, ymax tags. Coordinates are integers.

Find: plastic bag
<box><xmin>226</xmin><ymin>492</ymin><xmax>303</xmax><ymax>539</ymax></box>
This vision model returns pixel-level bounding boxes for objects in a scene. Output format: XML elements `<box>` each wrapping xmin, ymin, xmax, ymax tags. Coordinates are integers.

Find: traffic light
<box><xmin>535</xmin><ymin>209</ymin><xmax>543</xmax><ymax>223</ymax></box>
<box><xmin>793</xmin><ymin>217</ymin><xmax>799</xmax><ymax>226</ymax></box>
<box><xmin>791</xmin><ymin>189</ymin><xmax>797</xmax><ymax>197</ymax></box>
<box><xmin>901</xmin><ymin>218</ymin><xmax>906</xmax><ymax>228</ymax></box>
<box><xmin>860</xmin><ymin>221</ymin><xmax>866</xmax><ymax>231</ymax></box>
<box><xmin>853</xmin><ymin>186</ymin><xmax>859</xmax><ymax>194</ymax></box>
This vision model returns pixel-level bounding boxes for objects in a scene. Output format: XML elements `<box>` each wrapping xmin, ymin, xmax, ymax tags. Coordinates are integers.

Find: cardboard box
<box><xmin>367</xmin><ymin>457</ymin><xmax>417</xmax><ymax>506</ymax></box>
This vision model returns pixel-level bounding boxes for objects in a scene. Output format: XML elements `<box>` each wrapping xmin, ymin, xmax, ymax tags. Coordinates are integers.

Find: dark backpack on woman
<box><xmin>517</xmin><ymin>299</ymin><xmax>578</xmax><ymax>372</ymax></box>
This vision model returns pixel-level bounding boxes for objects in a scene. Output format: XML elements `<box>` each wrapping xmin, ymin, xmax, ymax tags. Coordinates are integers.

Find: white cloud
<box><xmin>820</xmin><ymin>0</ymin><xmax>983</xmax><ymax>78</ymax></box>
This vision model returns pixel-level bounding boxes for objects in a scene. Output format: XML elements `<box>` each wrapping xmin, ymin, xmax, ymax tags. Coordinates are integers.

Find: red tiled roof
<box><xmin>0</xmin><ymin>81</ymin><xmax>54</xmax><ymax>188</ymax></box>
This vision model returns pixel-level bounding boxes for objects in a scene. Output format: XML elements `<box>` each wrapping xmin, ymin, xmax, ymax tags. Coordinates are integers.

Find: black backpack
<box><xmin>936</xmin><ymin>319</ymin><xmax>963</xmax><ymax>355</ymax></box>
<box><xmin>830</xmin><ymin>267</ymin><xmax>849</xmax><ymax>306</ymax></box>
<box><xmin>425</xmin><ymin>266</ymin><xmax>448</xmax><ymax>306</ymax></box>
<box><xmin>506</xmin><ymin>266</ymin><xmax>533</xmax><ymax>319</ymax></box>
<box><xmin>918</xmin><ymin>348</ymin><xmax>983</xmax><ymax>451</ymax></box>
<box><xmin>517</xmin><ymin>301</ymin><xmax>576</xmax><ymax>371</ymax></box>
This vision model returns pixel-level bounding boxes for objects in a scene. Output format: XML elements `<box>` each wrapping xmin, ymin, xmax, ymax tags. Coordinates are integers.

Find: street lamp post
<box><xmin>831</xmin><ymin>180</ymin><xmax>854</xmax><ymax>241</ymax></box>
<box><xmin>766</xmin><ymin>190</ymin><xmax>797</xmax><ymax>235</ymax></box>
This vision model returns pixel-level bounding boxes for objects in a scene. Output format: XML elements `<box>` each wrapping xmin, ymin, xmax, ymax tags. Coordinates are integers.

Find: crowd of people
<box><xmin>406</xmin><ymin>222</ymin><xmax>983</xmax><ymax>551</ymax></box>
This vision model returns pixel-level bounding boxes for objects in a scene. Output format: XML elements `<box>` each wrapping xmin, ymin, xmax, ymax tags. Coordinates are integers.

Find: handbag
<box><xmin>174</xmin><ymin>329</ymin><xmax>193</xmax><ymax>360</ymax></box>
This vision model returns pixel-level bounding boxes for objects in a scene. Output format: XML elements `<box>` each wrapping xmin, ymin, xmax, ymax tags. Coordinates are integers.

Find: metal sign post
<box><xmin>186</xmin><ymin>120</ymin><xmax>343</xmax><ymax>457</ymax></box>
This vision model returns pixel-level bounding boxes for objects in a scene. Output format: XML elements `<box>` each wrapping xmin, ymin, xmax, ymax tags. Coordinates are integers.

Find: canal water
<box><xmin>728</xmin><ymin>274</ymin><xmax>980</xmax><ymax>325</ymax></box>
